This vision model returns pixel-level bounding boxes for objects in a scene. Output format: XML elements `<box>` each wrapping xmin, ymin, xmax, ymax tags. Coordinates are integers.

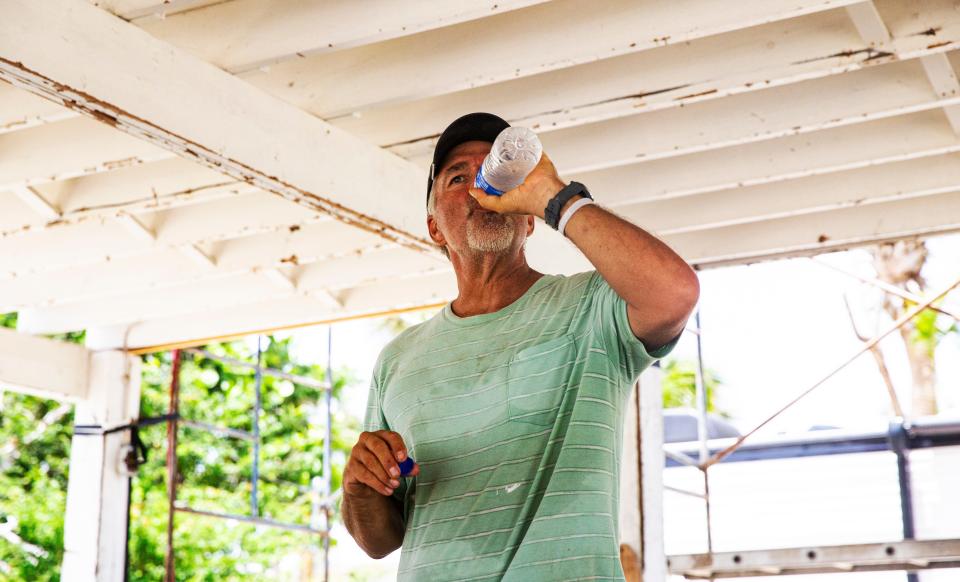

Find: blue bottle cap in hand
<box><xmin>398</xmin><ymin>457</ymin><xmax>415</xmax><ymax>476</ymax></box>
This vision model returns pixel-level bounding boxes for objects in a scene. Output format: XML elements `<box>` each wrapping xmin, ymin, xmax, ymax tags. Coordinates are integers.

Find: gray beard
<box><xmin>465</xmin><ymin>213</ymin><xmax>519</xmax><ymax>254</ymax></box>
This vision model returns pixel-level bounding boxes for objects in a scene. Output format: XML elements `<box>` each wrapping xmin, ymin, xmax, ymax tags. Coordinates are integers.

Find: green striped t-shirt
<box><xmin>363</xmin><ymin>271</ymin><xmax>675</xmax><ymax>581</ymax></box>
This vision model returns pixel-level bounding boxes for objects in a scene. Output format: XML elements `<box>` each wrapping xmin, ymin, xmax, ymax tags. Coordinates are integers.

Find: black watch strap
<box><xmin>544</xmin><ymin>181</ymin><xmax>592</xmax><ymax>230</ymax></box>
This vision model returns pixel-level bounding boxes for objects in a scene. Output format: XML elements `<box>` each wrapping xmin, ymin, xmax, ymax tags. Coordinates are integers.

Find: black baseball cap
<box><xmin>427</xmin><ymin>112</ymin><xmax>510</xmax><ymax>205</ymax></box>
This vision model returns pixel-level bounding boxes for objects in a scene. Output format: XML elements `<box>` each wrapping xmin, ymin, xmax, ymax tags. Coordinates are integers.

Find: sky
<box><xmin>277</xmin><ymin>231</ymin><xmax>960</xmax><ymax>580</ymax></box>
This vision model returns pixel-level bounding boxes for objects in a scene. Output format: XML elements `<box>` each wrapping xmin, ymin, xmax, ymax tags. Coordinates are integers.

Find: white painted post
<box><xmin>639</xmin><ymin>364</ymin><xmax>667</xmax><ymax>582</ymax></box>
<box><xmin>619</xmin><ymin>380</ymin><xmax>642</xmax><ymax>581</ymax></box>
<box><xmin>61</xmin><ymin>350</ymin><xmax>141</xmax><ymax>582</ymax></box>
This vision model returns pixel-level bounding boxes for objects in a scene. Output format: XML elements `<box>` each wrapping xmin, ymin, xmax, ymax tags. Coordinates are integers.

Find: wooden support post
<box><xmin>619</xmin><ymin>380</ymin><xmax>642</xmax><ymax>582</ymax></box>
<box><xmin>639</xmin><ymin>364</ymin><xmax>667</xmax><ymax>582</ymax></box>
<box><xmin>61</xmin><ymin>350</ymin><xmax>142</xmax><ymax>582</ymax></box>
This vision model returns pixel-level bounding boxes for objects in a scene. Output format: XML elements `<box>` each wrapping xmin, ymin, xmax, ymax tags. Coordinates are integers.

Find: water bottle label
<box><xmin>474</xmin><ymin>170</ymin><xmax>504</xmax><ymax>196</ymax></box>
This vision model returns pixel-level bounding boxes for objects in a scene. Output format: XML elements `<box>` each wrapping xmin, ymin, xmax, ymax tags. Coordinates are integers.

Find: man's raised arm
<box><xmin>469</xmin><ymin>153</ymin><xmax>699</xmax><ymax>349</ymax></box>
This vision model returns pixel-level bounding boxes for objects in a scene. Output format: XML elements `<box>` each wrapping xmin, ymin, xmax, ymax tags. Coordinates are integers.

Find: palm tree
<box><xmin>870</xmin><ymin>239</ymin><xmax>957</xmax><ymax>416</ymax></box>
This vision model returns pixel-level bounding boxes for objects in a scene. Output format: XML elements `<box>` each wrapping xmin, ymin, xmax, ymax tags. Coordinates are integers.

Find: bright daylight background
<box><xmin>279</xmin><ymin>232</ymin><xmax>960</xmax><ymax>582</ymax></box>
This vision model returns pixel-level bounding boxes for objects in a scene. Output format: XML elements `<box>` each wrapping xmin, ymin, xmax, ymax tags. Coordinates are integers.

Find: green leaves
<box><xmin>660</xmin><ymin>358</ymin><xmax>723</xmax><ymax>413</ymax></box>
<box><xmin>129</xmin><ymin>337</ymin><xmax>356</xmax><ymax>580</ymax></box>
<box><xmin>0</xmin><ymin>322</ymin><xmax>359</xmax><ymax>581</ymax></box>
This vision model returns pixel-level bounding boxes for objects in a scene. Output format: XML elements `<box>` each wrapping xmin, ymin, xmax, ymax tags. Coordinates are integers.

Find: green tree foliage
<box><xmin>0</xmin><ymin>315</ymin><xmax>359</xmax><ymax>581</ymax></box>
<box><xmin>910</xmin><ymin>304</ymin><xmax>958</xmax><ymax>359</ymax></box>
<box><xmin>660</xmin><ymin>359</ymin><xmax>722</xmax><ymax>413</ymax></box>
<box><xmin>131</xmin><ymin>338</ymin><xmax>360</xmax><ymax>580</ymax></box>
<box><xmin>1</xmin><ymin>312</ymin><xmax>70</xmax><ymax>580</ymax></box>
<box><xmin>0</xmin><ymin>395</ymin><xmax>72</xmax><ymax>580</ymax></box>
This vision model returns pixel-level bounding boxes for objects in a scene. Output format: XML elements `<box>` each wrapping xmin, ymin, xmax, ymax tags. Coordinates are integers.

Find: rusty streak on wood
<box><xmin>792</xmin><ymin>47</ymin><xmax>894</xmax><ymax>65</ymax></box>
<box><xmin>912</xmin><ymin>26</ymin><xmax>943</xmax><ymax>37</ymax></box>
<box><xmin>385</xmin><ymin>84</ymin><xmax>692</xmax><ymax>148</ymax></box>
<box><xmin>0</xmin><ymin>56</ymin><xmax>438</xmax><ymax>256</ymax></box>
<box><xmin>674</xmin><ymin>88</ymin><xmax>718</xmax><ymax>101</ymax></box>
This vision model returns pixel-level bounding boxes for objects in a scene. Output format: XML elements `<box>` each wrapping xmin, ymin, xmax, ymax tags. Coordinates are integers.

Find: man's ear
<box><xmin>525</xmin><ymin>215</ymin><xmax>535</xmax><ymax>237</ymax></box>
<box><xmin>427</xmin><ymin>214</ymin><xmax>446</xmax><ymax>247</ymax></box>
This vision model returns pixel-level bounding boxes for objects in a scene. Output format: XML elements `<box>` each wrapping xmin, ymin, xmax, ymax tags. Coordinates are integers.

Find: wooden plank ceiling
<box><xmin>1</xmin><ymin>0</ymin><xmax>959</xmax><ymax>350</ymax></box>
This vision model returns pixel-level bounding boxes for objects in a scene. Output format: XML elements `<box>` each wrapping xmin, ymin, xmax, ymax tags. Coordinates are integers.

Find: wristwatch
<box><xmin>544</xmin><ymin>181</ymin><xmax>592</xmax><ymax>230</ymax></box>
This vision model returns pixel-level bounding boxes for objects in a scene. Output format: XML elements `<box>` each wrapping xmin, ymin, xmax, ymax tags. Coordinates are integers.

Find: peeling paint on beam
<box><xmin>0</xmin><ymin>180</ymin><xmax>251</xmax><ymax>240</ymax></box>
<box><xmin>560</xmin><ymin>94</ymin><xmax>960</xmax><ymax>176</ymax></box>
<box><xmin>0</xmin><ymin>57</ymin><xmax>438</xmax><ymax>256</ymax></box>
<box><xmin>77</xmin><ymin>242</ymin><xmax>401</xmax><ymax>308</ymax></box>
<box><xmin>389</xmin><ymin>37</ymin><xmax>960</xmax><ymax>161</ymax></box>
<box><xmin>608</xmin><ymin>141</ymin><xmax>960</xmax><ymax>207</ymax></box>
<box><xmin>0</xmin><ymin>111</ymin><xmax>77</xmax><ymax>135</ymax></box>
<box><xmin>689</xmin><ymin>225</ymin><xmax>960</xmax><ymax>270</ymax></box>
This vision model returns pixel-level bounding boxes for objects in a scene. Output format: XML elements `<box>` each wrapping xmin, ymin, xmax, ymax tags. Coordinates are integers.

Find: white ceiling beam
<box><xmin>657</xmin><ymin>190</ymin><xmax>960</xmax><ymax>268</ymax></box>
<box><xmin>351</xmin><ymin>2</ymin><xmax>960</xmax><ymax>153</ymax></box>
<box><xmin>845</xmin><ymin>0</ymin><xmax>960</xmax><ymax>134</ymax></box>
<box><xmin>575</xmin><ymin>109</ymin><xmax>959</xmax><ymax>207</ymax></box>
<box><xmin>0</xmin><ymin>248</ymin><xmax>207</xmax><ymax>311</ymax></box>
<box><xmin>0</xmin><ymin>219</ymin><xmax>157</xmax><ymax>279</ymax></box>
<box><xmin>57</xmin><ymin>157</ymin><xmax>246</xmax><ymax>215</ymax></box>
<box><xmin>876</xmin><ymin>0</ymin><xmax>950</xmax><ymax>40</ymax></box>
<box><xmin>0</xmin><ymin>222</ymin><xmax>389</xmax><ymax>311</ymax></box>
<box><xmin>920</xmin><ymin>53</ymin><xmax>960</xmax><ymax>133</ymax></box>
<box><xmin>0</xmin><ymin>192</ymin><xmax>361</xmax><ymax>279</ymax></box>
<box><xmin>0</xmin><ymin>80</ymin><xmax>77</xmax><ymax>134</ymax></box>
<box><xmin>617</xmin><ymin>153</ymin><xmax>960</xmax><ymax>235</ymax></box>
<box><xmin>845</xmin><ymin>1</ymin><xmax>891</xmax><ymax>47</ymax></box>
<box><xmin>143</xmin><ymin>191</ymin><xmax>321</xmax><ymax>245</ymax></box>
<box><xmin>0</xmin><ymin>0</ymin><xmax>433</xmax><ymax>255</ymax></box>
<box><xmin>0</xmin><ymin>163</ymin><xmax>256</xmax><ymax>241</ymax></box>
<box><xmin>101</xmin><ymin>271</ymin><xmax>460</xmax><ymax>351</ymax></box>
<box><xmin>0</xmin><ymin>116</ymin><xmax>173</xmax><ymax>192</ymax></box>
<box><xmin>38</xmin><ymin>174</ymin><xmax>960</xmax><ymax>347</ymax></box>
<box><xmin>175</xmin><ymin>244</ymin><xmax>217</xmax><ymax>268</ymax></box>
<box><xmin>303</xmin><ymin>288</ymin><xmax>343</xmax><ymax>310</ymax></box>
<box><xmin>0</xmin><ymin>326</ymin><xmax>90</xmax><ymax>401</ymax></box>
<box><xmin>921</xmin><ymin>53</ymin><xmax>960</xmax><ymax>98</ymax></box>
<box><xmin>44</xmin><ymin>175</ymin><xmax>960</xmax><ymax>348</ymax></box>
<box><xmin>2</xmin><ymin>109</ymin><xmax>955</xmax><ymax>281</ymax></box>
<box><xmin>16</xmin><ymin>273</ymin><xmax>294</xmax><ymax>334</ymax></box>
<box><xmin>258</xmin><ymin>267</ymin><xmax>297</xmax><ymax>292</ymax></box>
<box><xmin>338</xmin><ymin>9</ymin><xmax>859</xmax><ymax>147</ymax></box>
<box><xmin>0</xmin><ymin>231</ymin><xmax>401</xmax><ymax>312</ymax></box>
<box><xmin>209</xmin><ymin>221</ymin><xmax>387</xmax><ymax>271</ymax></box>
<box><xmin>16</xmin><ymin>247</ymin><xmax>446</xmax><ymax>333</ymax></box>
<box><xmin>293</xmin><ymin>247</ymin><xmax>443</xmax><ymax>293</ymax></box>
<box><xmin>114</xmin><ymin>213</ymin><xmax>154</xmax><ymax>242</ymax></box>
<box><xmin>400</xmin><ymin>60</ymin><xmax>948</xmax><ymax>174</ymax></box>
<box><xmin>0</xmin><ymin>191</ymin><xmax>52</xmax><ymax>231</ymax></box>
<box><xmin>138</xmin><ymin>0</ymin><xmax>552</xmax><ymax>74</ymax></box>
<box><xmin>93</xmin><ymin>0</ymin><xmax>223</xmax><ymax>20</ymax></box>
<box><xmin>11</xmin><ymin>185</ymin><xmax>60</xmax><ymax>220</ymax></box>
<box><xmin>0</xmin><ymin>217</ymin><xmax>390</xmax><ymax>309</ymax></box>
<box><xmin>546</xmin><ymin>72</ymin><xmax>956</xmax><ymax>174</ymax></box>
<box><xmin>244</xmin><ymin>0</ymin><xmax>864</xmax><ymax>119</ymax></box>
<box><xmin>117</xmin><ymin>217</ymin><xmax>218</xmax><ymax>275</ymax></box>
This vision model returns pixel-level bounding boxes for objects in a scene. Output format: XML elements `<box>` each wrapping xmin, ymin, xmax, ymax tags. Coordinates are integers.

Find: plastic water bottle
<box><xmin>474</xmin><ymin>127</ymin><xmax>543</xmax><ymax>196</ymax></box>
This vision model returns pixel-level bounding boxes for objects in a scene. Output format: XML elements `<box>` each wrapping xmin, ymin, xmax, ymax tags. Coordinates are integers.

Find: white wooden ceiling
<box><xmin>2</xmin><ymin>0</ymin><xmax>960</xmax><ymax>350</ymax></box>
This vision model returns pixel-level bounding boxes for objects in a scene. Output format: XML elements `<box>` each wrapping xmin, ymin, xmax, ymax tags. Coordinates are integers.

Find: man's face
<box><xmin>427</xmin><ymin>141</ymin><xmax>533</xmax><ymax>258</ymax></box>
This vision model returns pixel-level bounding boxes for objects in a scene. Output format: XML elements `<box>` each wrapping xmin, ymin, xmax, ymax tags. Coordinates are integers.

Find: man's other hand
<box><xmin>344</xmin><ymin>430</ymin><xmax>419</xmax><ymax>498</ymax></box>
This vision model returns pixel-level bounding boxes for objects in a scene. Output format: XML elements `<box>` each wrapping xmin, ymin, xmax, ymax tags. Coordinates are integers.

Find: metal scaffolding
<box><xmin>160</xmin><ymin>334</ymin><xmax>335</xmax><ymax>582</ymax></box>
<box><xmin>666</xmin><ymin>271</ymin><xmax>960</xmax><ymax>579</ymax></box>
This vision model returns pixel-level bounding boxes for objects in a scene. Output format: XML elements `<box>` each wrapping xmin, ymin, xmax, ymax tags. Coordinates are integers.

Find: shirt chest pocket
<box><xmin>506</xmin><ymin>334</ymin><xmax>577</xmax><ymax>426</ymax></box>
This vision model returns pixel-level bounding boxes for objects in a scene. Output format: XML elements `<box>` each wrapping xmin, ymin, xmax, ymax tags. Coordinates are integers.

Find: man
<box><xmin>341</xmin><ymin>113</ymin><xmax>699</xmax><ymax>580</ymax></box>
